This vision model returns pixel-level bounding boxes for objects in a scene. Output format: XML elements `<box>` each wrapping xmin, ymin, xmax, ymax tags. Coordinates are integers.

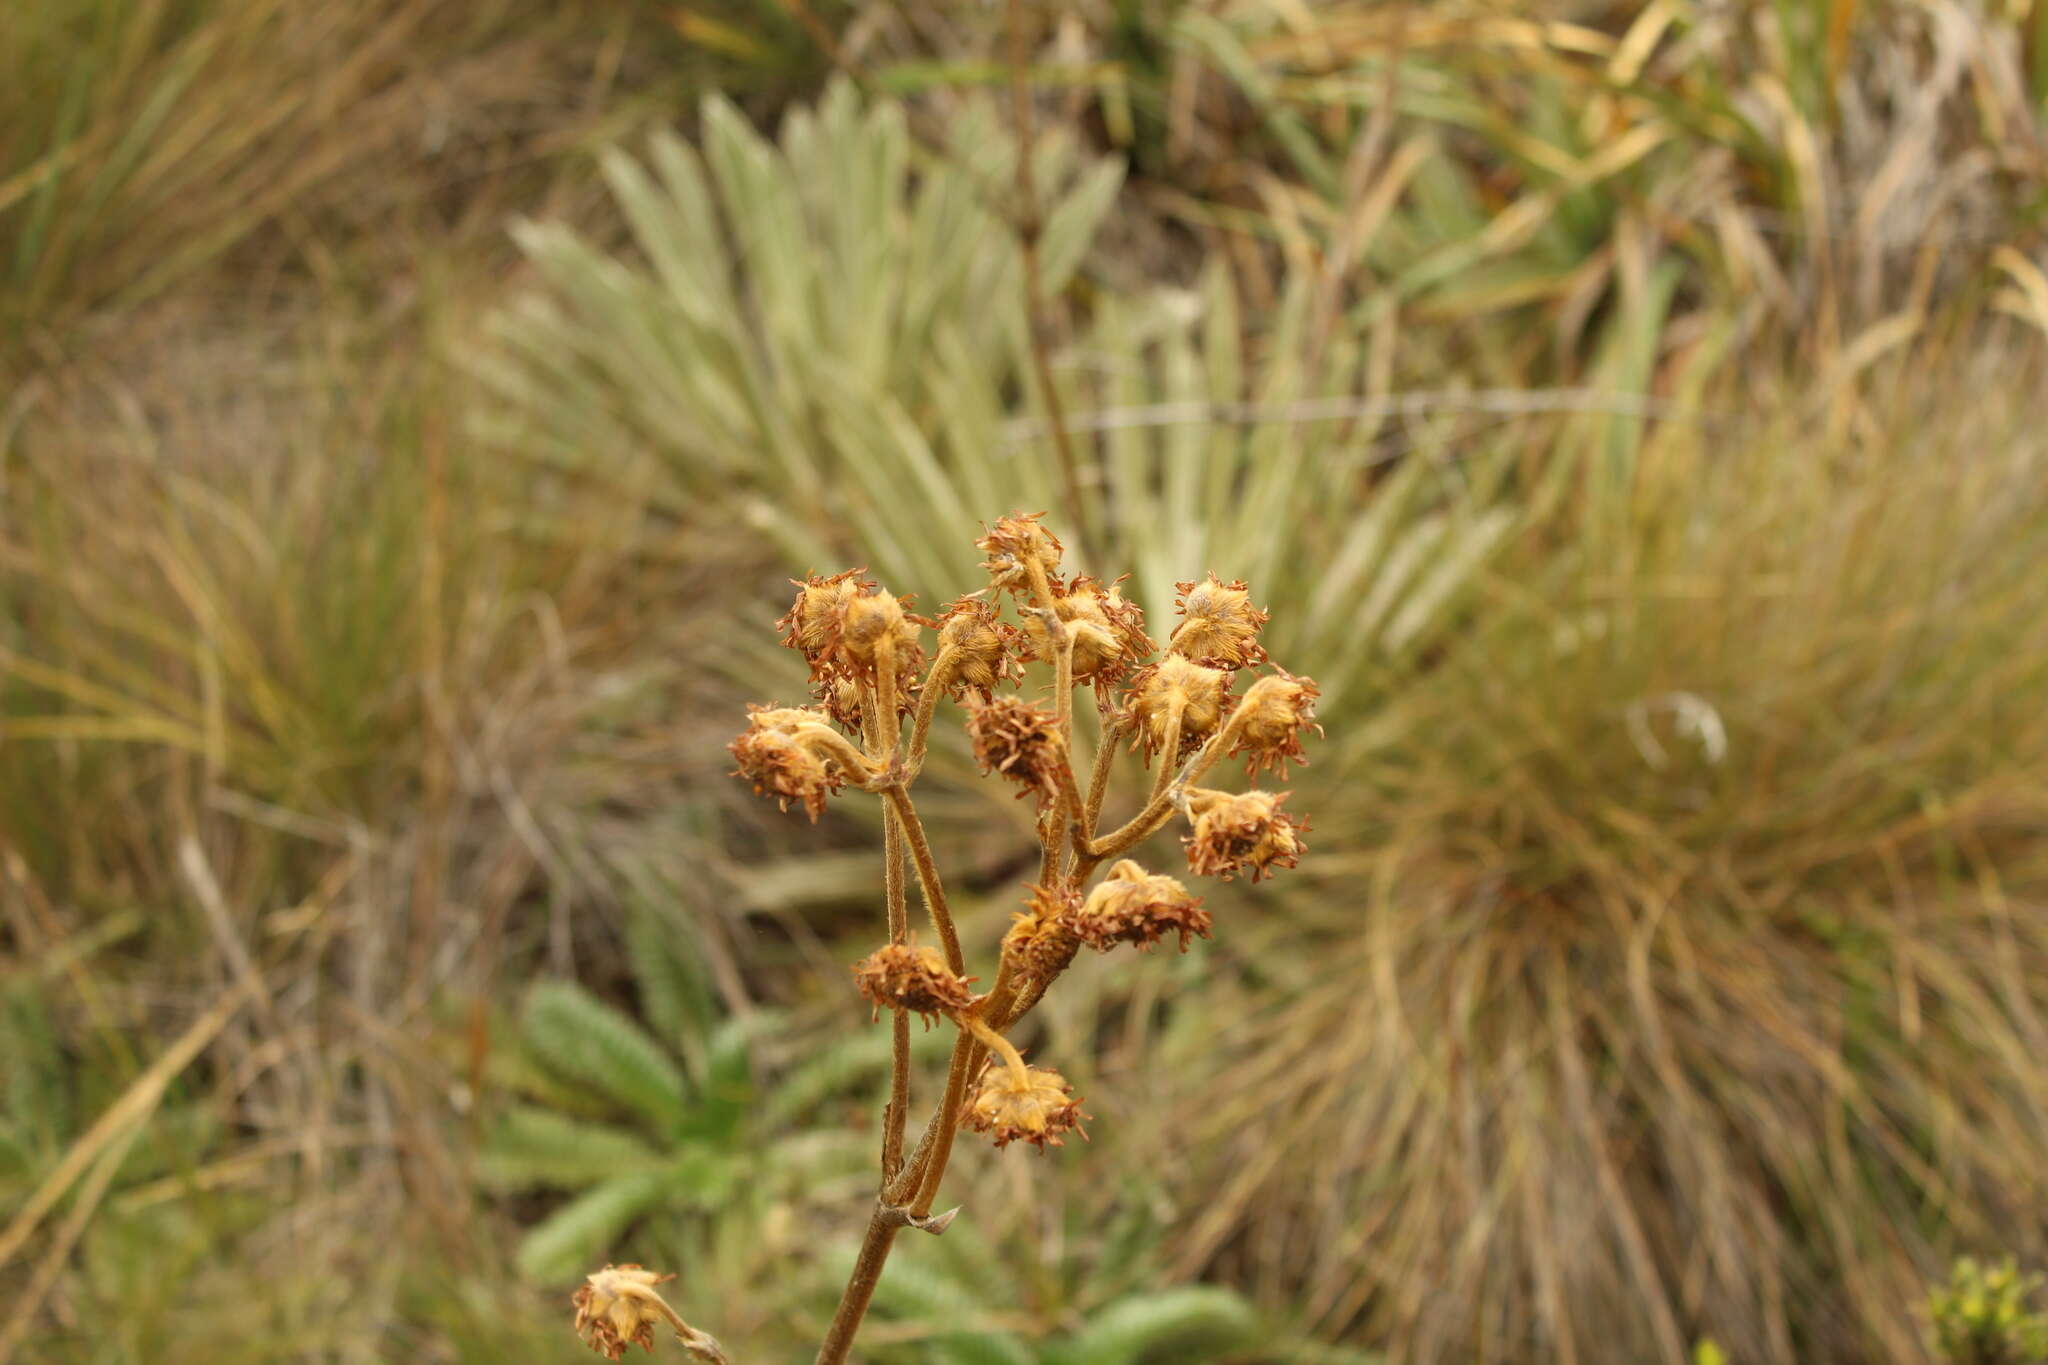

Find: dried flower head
<box><xmin>963</xmin><ymin>1061</ymin><xmax>1087</xmax><ymax>1149</ymax></box>
<box><xmin>932</xmin><ymin>595</ymin><xmax>1022</xmax><ymax>700</ymax></box>
<box><xmin>1168</xmin><ymin>574</ymin><xmax>1269</xmax><ymax>669</ymax></box>
<box><xmin>977</xmin><ymin>512</ymin><xmax>1063</xmax><ymax>592</ymax></box>
<box><xmin>852</xmin><ymin>941</ymin><xmax>977</xmax><ymax>1025</ymax></box>
<box><xmin>817</xmin><ymin>674</ymin><xmax>868</xmax><ymax>733</ymax></box>
<box><xmin>778</xmin><ymin>568</ymin><xmax>868</xmax><ymax>666</ymax></box>
<box><xmin>1122</xmin><ymin>655</ymin><xmax>1233</xmax><ymax>763</ymax></box>
<box><xmin>1021</xmin><ymin>574</ymin><xmax>1153</xmax><ymax>684</ymax></box>
<box><xmin>966</xmin><ymin>695</ymin><xmax>1063</xmax><ymax>802</ymax></box>
<box><xmin>1071</xmin><ymin>859</ymin><xmax>1212</xmax><ymax>952</ymax></box>
<box><xmin>572</xmin><ymin>1264</ymin><xmax>679</xmax><ymax>1360</ymax></box>
<box><xmin>1227</xmin><ymin>668</ymin><xmax>1322</xmax><ymax>777</ymax></box>
<box><xmin>1182</xmin><ymin>787</ymin><xmax>1307</xmax><ymax>882</ymax></box>
<box><xmin>1001</xmin><ymin>884</ymin><xmax>1082</xmax><ymax>985</ymax></box>
<box><xmin>728</xmin><ymin>709</ymin><xmax>847</xmax><ymax>820</ymax></box>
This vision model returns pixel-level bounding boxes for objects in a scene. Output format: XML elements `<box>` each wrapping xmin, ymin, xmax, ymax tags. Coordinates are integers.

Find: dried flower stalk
<box><xmin>577</xmin><ymin>516</ymin><xmax>1317</xmax><ymax>1362</ymax></box>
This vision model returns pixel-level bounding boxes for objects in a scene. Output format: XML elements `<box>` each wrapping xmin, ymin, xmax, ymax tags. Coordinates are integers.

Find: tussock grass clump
<box><xmin>1178</xmin><ymin>368</ymin><xmax>2048</xmax><ymax>1363</ymax></box>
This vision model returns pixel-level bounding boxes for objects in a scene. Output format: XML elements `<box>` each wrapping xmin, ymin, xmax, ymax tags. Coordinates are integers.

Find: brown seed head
<box><xmin>963</xmin><ymin>1061</ymin><xmax>1088</xmax><ymax>1149</ymax></box>
<box><xmin>1122</xmin><ymin>655</ymin><xmax>1233</xmax><ymax>763</ymax></box>
<box><xmin>1071</xmin><ymin>859</ymin><xmax>1212</xmax><ymax>952</ymax></box>
<box><xmin>728</xmin><ymin>709</ymin><xmax>846</xmax><ymax>820</ymax></box>
<box><xmin>572</xmin><ymin>1264</ymin><xmax>678</xmax><ymax>1361</ymax></box>
<box><xmin>966</xmin><ymin>695</ymin><xmax>1064</xmax><ymax>803</ymax></box>
<box><xmin>1182</xmin><ymin>787</ymin><xmax>1307</xmax><ymax>882</ymax></box>
<box><xmin>1022</xmin><ymin>575</ymin><xmax>1153</xmax><ymax>684</ymax></box>
<box><xmin>1001</xmin><ymin>884</ymin><xmax>1082</xmax><ymax>985</ymax></box>
<box><xmin>978</xmin><ymin>512</ymin><xmax>1063</xmax><ymax>592</ymax></box>
<box><xmin>777</xmin><ymin>568</ymin><xmax>867</xmax><ymax>666</ymax></box>
<box><xmin>851</xmin><ymin>941</ymin><xmax>977</xmax><ymax>1025</ymax></box>
<box><xmin>933</xmin><ymin>595</ymin><xmax>1022</xmax><ymax>700</ymax></box>
<box><xmin>1169</xmin><ymin>574</ymin><xmax>1269</xmax><ymax>669</ymax></box>
<box><xmin>1227</xmin><ymin>668</ymin><xmax>1322</xmax><ymax>778</ymax></box>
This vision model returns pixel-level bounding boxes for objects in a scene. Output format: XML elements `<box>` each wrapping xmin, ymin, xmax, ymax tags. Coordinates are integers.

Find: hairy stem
<box><xmin>881</xmin><ymin>788</ymin><xmax>964</xmax><ymax>976</ymax></box>
<box><xmin>962</xmin><ymin>1013</ymin><xmax>1031</xmax><ymax>1084</ymax></box>
<box><xmin>1080</xmin><ymin>717</ymin><xmax>1124</xmax><ymax>841</ymax></box>
<box><xmin>814</xmin><ymin>1207</ymin><xmax>903</xmax><ymax>1365</ymax></box>
<box><xmin>907</xmin><ymin>643</ymin><xmax>962</xmax><ymax>778</ymax></box>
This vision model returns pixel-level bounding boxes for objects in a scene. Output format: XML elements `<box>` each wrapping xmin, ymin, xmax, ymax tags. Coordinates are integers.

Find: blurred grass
<box><xmin>3</xmin><ymin>1</ymin><xmax>2048</xmax><ymax>1362</ymax></box>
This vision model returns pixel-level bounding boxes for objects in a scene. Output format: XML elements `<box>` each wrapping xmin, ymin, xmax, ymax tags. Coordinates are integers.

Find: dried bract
<box><xmin>1168</xmin><ymin>573</ymin><xmax>1269</xmax><ymax>669</ymax></box>
<box><xmin>1227</xmin><ymin>668</ymin><xmax>1321</xmax><ymax>778</ymax></box>
<box><xmin>1182</xmin><ymin>787</ymin><xmax>1306</xmax><ymax>882</ymax></box>
<box><xmin>573</xmin><ymin>1264</ymin><xmax>679</xmax><ymax>1361</ymax></box>
<box><xmin>852</xmin><ymin>942</ymin><xmax>977</xmax><ymax>1025</ymax></box>
<box><xmin>1123</xmin><ymin>655</ymin><xmax>1232</xmax><ymax>763</ymax></box>
<box><xmin>1071</xmin><ymin>859</ymin><xmax>1212</xmax><ymax>952</ymax></box>
<box><xmin>963</xmin><ymin>1062</ymin><xmax>1087</xmax><ymax>1149</ymax></box>
<box><xmin>966</xmin><ymin>695</ymin><xmax>1063</xmax><ymax>802</ymax></box>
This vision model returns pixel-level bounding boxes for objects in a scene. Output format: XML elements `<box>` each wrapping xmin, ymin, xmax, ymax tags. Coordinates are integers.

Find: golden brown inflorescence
<box><xmin>1122</xmin><ymin>655</ymin><xmax>1233</xmax><ymax>765</ymax></box>
<box><xmin>1227</xmin><ymin>668</ymin><xmax>1322</xmax><ymax>779</ymax></box>
<box><xmin>572</xmin><ymin>1265</ymin><xmax>678</xmax><ymax>1360</ymax></box>
<box><xmin>1070</xmin><ymin>859</ymin><xmax>1212</xmax><ymax>952</ymax></box>
<box><xmin>727</xmin><ymin>706</ymin><xmax>850</xmax><ymax>820</ymax></box>
<box><xmin>930</xmin><ymin>595</ymin><xmax>1022</xmax><ymax>701</ymax></box>
<box><xmin>1182</xmin><ymin>787</ymin><xmax>1308</xmax><ymax>882</ymax></box>
<box><xmin>1001</xmin><ymin>884</ymin><xmax>1083</xmax><ymax>986</ymax></box>
<box><xmin>966</xmin><ymin>694</ymin><xmax>1064</xmax><ymax>803</ymax></box>
<box><xmin>680</xmin><ymin>518</ymin><xmax>1320</xmax><ymax>1361</ymax></box>
<box><xmin>852</xmin><ymin>942</ymin><xmax>977</xmax><ymax>1025</ymax></box>
<box><xmin>962</xmin><ymin>1061</ymin><xmax>1088</xmax><ymax>1149</ymax></box>
<box><xmin>1168</xmin><ymin>573</ymin><xmax>1270</xmax><ymax>669</ymax></box>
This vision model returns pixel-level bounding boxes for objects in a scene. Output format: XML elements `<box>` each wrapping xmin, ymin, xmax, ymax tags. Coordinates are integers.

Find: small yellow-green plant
<box><xmin>569</xmin><ymin>514</ymin><xmax>1319</xmax><ymax>1362</ymax></box>
<box><xmin>1926</xmin><ymin>1258</ymin><xmax>2048</xmax><ymax>1365</ymax></box>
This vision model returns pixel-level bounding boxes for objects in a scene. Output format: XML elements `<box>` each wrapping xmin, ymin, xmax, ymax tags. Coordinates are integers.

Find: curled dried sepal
<box><xmin>1169</xmin><ymin>574</ymin><xmax>1269</xmax><ymax>669</ymax></box>
<box><xmin>966</xmin><ymin>695</ymin><xmax>1064</xmax><ymax>803</ymax></box>
<box><xmin>572</xmin><ymin>1264</ymin><xmax>729</xmax><ymax>1362</ymax></box>
<box><xmin>932</xmin><ymin>596</ymin><xmax>1023</xmax><ymax>700</ymax></box>
<box><xmin>1021</xmin><ymin>574</ymin><xmax>1153</xmax><ymax>685</ymax></box>
<box><xmin>978</xmin><ymin>512</ymin><xmax>1063</xmax><ymax>593</ymax></box>
<box><xmin>1001</xmin><ymin>884</ymin><xmax>1082</xmax><ymax>986</ymax></box>
<box><xmin>852</xmin><ymin>941</ymin><xmax>977</xmax><ymax>1026</ymax></box>
<box><xmin>728</xmin><ymin>709</ymin><xmax>849</xmax><ymax>820</ymax></box>
<box><xmin>1071</xmin><ymin>859</ymin><xmax>1212</xmax><ymax>952</ymax></box>
<box><xmin>963</xmin><ymin>1061</ymin><xmax>1088</xmax><ymax>1149</ymax></box>
<box><xmin>1227</xmin><ymin>668</ymin><xmax>1322</xmax><ymax>778</ymax></box>
<box><xmin>1182</xmin><ymin>787</ymin><xmax>1307</xmax><ymax>882</ymax></box>
<box><xmin>1122</xmin><ymin>656</ymin><xmax>1233</xmax><ymax>763</ymax></box>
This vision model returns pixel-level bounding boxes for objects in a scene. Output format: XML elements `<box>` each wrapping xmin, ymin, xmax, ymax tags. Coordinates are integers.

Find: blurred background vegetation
<box><xmin>4</xmin><ymin>0</ymin><xmax>2048</xmax><ymax>1361</ymax></box>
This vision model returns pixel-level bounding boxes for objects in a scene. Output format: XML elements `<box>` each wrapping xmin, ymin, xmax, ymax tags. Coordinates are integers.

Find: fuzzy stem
<box><xmin>881</xmin><ymin>788</ymin><xmax>964</xmax><ymax>976</ymax></box>
<box><xmin>880</xmin><ymin>799</ymin><xmax>910</xmax><ymax>1180</ymax></box>
<box><xmin>1080</xmin><ymin>717</ymin><xmax>1123</xmax><ymax>840</ymax></box>
<box><xmin>814</xmin><ymin>1208</ymin><xmax>902</xmax><ymax>1365</ymax></box>
<box><xmin>907</xmin><ymin>643</ymin><xmax>962</xmax><ymax>777</ymax></box>
<box><xmin>962</xmin><ymin>1013</ymin><xmax>1030</xmax><ymax>1085</ymax></box>
<box><xmin>1147</xmin><ymin>700</ymin><xmax>1186</xmax><ymax>804</ymax></box>
<box><xmin>793</xmin><ymin>723</ymin><xmax>880</xmax><ymax>784</ymax></box>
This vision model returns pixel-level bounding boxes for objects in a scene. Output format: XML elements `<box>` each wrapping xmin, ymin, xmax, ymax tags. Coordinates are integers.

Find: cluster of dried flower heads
<box><xmin>580</xmin><ymin>514</ymin><xmax>1318</xmax><ymax>1364</ymax></box>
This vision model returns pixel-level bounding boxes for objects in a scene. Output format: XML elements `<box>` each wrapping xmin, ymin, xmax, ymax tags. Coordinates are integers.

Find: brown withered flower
<box><xmin>1182</xmin><ymin>787</ymin><xmax>1307</xmax><ymax>882</ymax></box>
<box><xmin>962</xmin><ymin>1061</ymin><xmax>1088</xmax><ymax>1149</ymax></box>
<box><xmin>966</xmin><ymin>695</ymin><xmax>1063</xmax><ymax>802</ymax></box>
<box><xmin>1000</xmin><ymin>884</ymin><xmax>1082</xmax><ymax>985</ymax></box>
<box><xmin>572</xmin><ymin>1264</ymin><xmax>678</xmax><ymax>1360</ymax></box>
<box><xmin>728</xmin><ymin>712</ymin><xmax>846</xmax><ymax>820</ymax></box>
<box><xmin>1168</xmin><ymin>573</ymin><xmax>1269</xmax><ymax>669</ymax></box>
<box><xmin>930</xmin><ymin>595</ymin><xmax>1021</xmax><ymax>700</ymax></box>
<box><xmin>1020</xmin><ymin>574</ymin><xmax>1153</xmax><ymax>684</ymax></box>
<box><xmin>1122</xmin><ymin>655</ymin><xmax>1233</xmax><ymax>763</ymax></box>
<box><xmin>1227</xmin><ymin>668</ymin><xmax>1322</xmax><ymax>778</ymax></box>
<box><xmin>777</xmin><ymin>568</ymin><xmax>868</xmax><ymax>667</ymax></box>
<box><xmin>852</xmin><ymin>942</ymin><xmax>977</xmax><ymax>1026</ymax></box>
<box><xmin>1070</xmin><ymin>859</ymin><xmax>1212</xmax><ymax>952</ymax></box>
<box><xmin>977</xmin><ymin>511</ymin><xmax>1063</xmax><ymax>592</ymax></box>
